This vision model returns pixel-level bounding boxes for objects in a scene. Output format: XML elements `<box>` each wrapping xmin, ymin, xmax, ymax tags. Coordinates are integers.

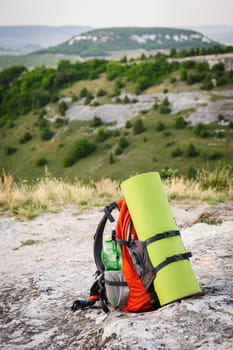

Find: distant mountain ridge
<box><xmin>39</xmin><ymin>27</ymin><xmax>218</xmax><ymax>57</ymax></box>
<box><xmin>0</xmin><ymin>26</ymin><xmax>92</xmax><ymax>54</ymax></box>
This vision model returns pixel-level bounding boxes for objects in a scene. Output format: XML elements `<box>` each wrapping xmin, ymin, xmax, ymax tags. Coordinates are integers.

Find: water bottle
<box><xmin>101</xmin><ymin>236</ymin><xmax>121</xmax><ymax>271</ymax></box>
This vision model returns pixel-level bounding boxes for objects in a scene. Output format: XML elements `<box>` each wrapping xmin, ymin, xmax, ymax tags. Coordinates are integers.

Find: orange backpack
<box><xmin>71</xmin><ymin>199</ymin><xmax>160</xmax><ymax>313</ymax></box>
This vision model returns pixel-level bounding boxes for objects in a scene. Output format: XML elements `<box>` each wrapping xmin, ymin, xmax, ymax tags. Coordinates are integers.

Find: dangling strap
<box><xmin>71</xmin><ymin>274</ymin><xmax>110</xmax><ymax>313</ymax></box>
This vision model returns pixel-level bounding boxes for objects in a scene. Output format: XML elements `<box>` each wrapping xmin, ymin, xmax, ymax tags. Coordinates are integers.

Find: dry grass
<box><xmin>164</xmin><ymin>176</ymin><xmax>232</xmax><ymax>203</ymax></box>
<box><xmin>0</xmin><ymin>168</ymin><xmax>232</xmax><ymax>219</ymax></box>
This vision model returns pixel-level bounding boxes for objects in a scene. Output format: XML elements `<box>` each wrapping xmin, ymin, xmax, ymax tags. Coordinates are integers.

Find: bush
<box><xmin>79</xmin><ymin>87</ymin><xmax>88</xmax><ymax>98</ymax></box>
<box><xmin>64</xmin><ymin>138</ymin><xmax>96</xmax><ymax>167</ymax></box>
<box><xmin>5</xmin><ymin>146</ymin><xmax>18</xmax><ymax>155</ymax></box>
<box><xmin>174</xmin><ymin>116</ymin><xmax>187</xmax><ymax>129</ymax></box>
<box><xmin>161</xmin><ymin>167</ymin><xmax>179</xmax><ymax>178</ymax></box>
<box><xmin>207</xmin><ymin>150</ymin><xmax>223</xmax><ymax>160</ymax></box>
<box><xmin>36</xmin><ymin>157</ymin><xmax>48</xmax><ymax>167</ymax></box>
<box><xmin>19</xmin><ymin>131</ymin><xmax>32</xmax><ymax>144</ymax></box>
<box><xmin>125</xmin><ymin>120</ymin><xmax>132</xmax><ymax>129</ymax></box>
<box><xmin>72</xmin><ymin>138</ymin><xmax>96</xmax><ymax>160</ymax></box>
<box><xmin>90</xmin><ymin>116</ymin><xmax>103</xmax><ymax>128</ymax></box>
<box><xmin>156</xmin><ymin>121</ymin><xmax>166</xmax><ymax>131</ymax></box>
<box><xmin>71</xmin><ymin>94</ymin><xmax>78</xmax><ymax>102</ymax></box>
<box><xmin>118</xmin><ymin>136</ymin><xmax>129</xmax><ymax>149</ymax></box>
<box><xmin>55</xmin><ymin>117</ymin><xmax>68</xmax><ymax>128</ymax></box>
<box><xmin>159</xmin><ymin>105</ymin><xmax>171</xmax><ymax>114</ymax></box>
<box><xmin>133</xmin><ymin>118</ymin><xmax>145</xmax><ymax>134</ymax></box>
<box><xmin>95</xmin><ymin>126</ymin><xmax>111</xmax><ymax>142</ymax></box>
<box><xmin>171</xmin><ymin>147</ymin><xmax>183</xmax><ymax>157</ymax></box>
<box><xmin>96</xmin><ymin>89</ymin><xmax>107</xmax><ymax>97</ymax></box>
<box><xmin>38</xmin><ymin>116</ymin><xmax>49</xmax><ymax>129</ymax></box>
<box><xmin>84</xmin><ymin>92</ymin><xmax>94</xmax><ymax>105</ymax></box>
<box><xmin>63</xmin><ymin>156</ymin><xmax>76</xmax><ymax>167</ymax></box>
<box><xmin>194</xmin><ymin>123</ymin><xmax>211</xmax><ymax>137</ymax></box>
<box><xmin>58</xmin><ymin>101</ymin><xmax>68</xmax><ymax>116</ymax></box>
<box><xmin>187</xmin><ymin>165</ymin><xmax>198</xmax><ymax>180</ymax></box>
<box><xmin>115</xmin><ymin>145</ymin><xmax>124</xmax><ymax>155</ymax></box>
<box><xmin>186</xmin><ymin>142</ymin><xmax>199</xmax><ymax>157</ymax></box>
<box><xmin>41</xmin><ymin>128</ymin><xmax>54</xmax><ymax>141</ymax></box>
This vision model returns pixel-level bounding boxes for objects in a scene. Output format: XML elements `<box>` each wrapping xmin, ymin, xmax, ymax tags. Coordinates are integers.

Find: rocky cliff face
<box><xmin>0</xmin><ymin>203</ymin><xmax>232</xmax><ymax>349</ymax></box>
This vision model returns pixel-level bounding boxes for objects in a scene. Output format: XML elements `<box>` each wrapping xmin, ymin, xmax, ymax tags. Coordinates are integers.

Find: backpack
<box><xmin>71</xmin><ymin>199</ymin><xmax>160</xmax><ymax>313</ymax></box>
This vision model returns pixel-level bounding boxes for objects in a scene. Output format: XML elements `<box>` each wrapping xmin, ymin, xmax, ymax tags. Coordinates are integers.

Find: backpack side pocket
<box><xmin>105</xmin><ymin>271</ymin><xmax>129</xmax><ymax>309</ymax></box>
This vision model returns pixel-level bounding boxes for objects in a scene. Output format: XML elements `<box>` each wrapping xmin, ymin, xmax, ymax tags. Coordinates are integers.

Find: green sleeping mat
<box><xmin>121</xmin><ymin>172</ymin><xmax>201</xmax><ymax>306</ymax></box>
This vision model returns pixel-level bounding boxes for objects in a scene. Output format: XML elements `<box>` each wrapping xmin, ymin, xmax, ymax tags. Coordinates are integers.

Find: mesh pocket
<box><xmin>105</xmin><ymin>271</ymin><xmax>129</xmax><ymax>309</ymax></box>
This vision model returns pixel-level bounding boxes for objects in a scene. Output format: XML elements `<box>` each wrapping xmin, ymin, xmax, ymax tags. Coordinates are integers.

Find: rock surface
<box><xmin>64</xmin><ymin>90</ymin><xmax>233</xmax><ymax>128</ymax></box>
<box><xmin>0</xmin><ymin>202</ymin><xmax>232</xmax><ymax>349</ymax></box>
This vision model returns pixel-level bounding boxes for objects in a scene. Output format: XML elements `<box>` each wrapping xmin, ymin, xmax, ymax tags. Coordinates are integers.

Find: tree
<box><xmin>186</xmin><ymin>142</ymin><xmax>198</xmax><ymax>157</ymax></box>
<box><xmin>58</xmin><ymin>101</ymin><xmax>68</xmax><ymax>116</ymax></box>
<box><xmin>133</xmin><ymin>118</ymin><xmax>145</xmax><ymax>134</ymax></box>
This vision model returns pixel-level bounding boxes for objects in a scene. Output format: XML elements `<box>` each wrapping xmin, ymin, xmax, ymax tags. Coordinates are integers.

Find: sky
<box><xmin>0</xmin><ymin>0</ymin><xmax>233</xmax><ymax>28</ymax></box>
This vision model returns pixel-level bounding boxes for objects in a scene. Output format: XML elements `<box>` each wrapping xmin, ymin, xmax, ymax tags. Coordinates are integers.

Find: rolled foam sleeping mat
<box><xmin>121</xmin><ymin>172</ymin><xmax>201</xmax><ymax>306</ymax></box>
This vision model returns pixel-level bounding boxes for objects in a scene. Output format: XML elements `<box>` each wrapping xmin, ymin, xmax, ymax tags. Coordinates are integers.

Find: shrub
<box><xmin>71</xmin><ymin>94</ymin><xmax>78</xmax><ymax>102</ymax></box>
<box><xmin>41</xmin><ymin>128</ymin><xmax>54</xmax><ymax>141</ymax></box>
<box><xmin>153</xmin><ymin>102</ymin><xmax>159</xmax><ymax>110</ymax></box>
<box><xmin>194</xmin><ymin>123</ymin><xmax>211</xmax><ymax>137</ymax></box>
<box><xmin>19</xmin><ymin>131</ymin><xmax>32</xmax><ymax>144</ymax></box>
<box><xmin>118</xmin><ymin>136</ymin><xmax>129</xmax><ymax>149</ymax></box>
<box><xmin>96</xmin><ymin>89</ymin><xmax>107</xmax><ymax>97</ymax></box>
<box><xmin>159</xmin><ymin>105</ymin><xmax>171</xmax><ymax>114</ymax></box>
<box><xmin>156</xmin><ymin>121</ymin><xmax>166</xmax><ymax>131</ymax></box>
<box><xmin>186</xmin><ymin>142</ymin><xmax>199</xmax><ymax>157</ymax></box>
<box><xmin>171</xmin><ymin>147</ymin><xmax>183</xmax><ymax>157</ymax></box>
<box><xmin>90</xmin><ymin>116</ymin><xmax>103</xmax><ymax>128</ymax></box>
<box><xmin>174</xmin><ymin>116</ymin><xmax>187</xmax><ymax>129</ymax></box>
<box><xmin>109</xmin><ymin>153</ymin><xmax>115</xmax><ymax>164</ymax></box>
<box><xmin>159</xmin><ymin>98</ymin><xmax>171</xmax><ymax>114</ymax></box>
<box><xmin>84</xmin><ymin>92</ymin><xmax>94</xmax><ymax>105</ymax></box>
<box><xmin>58</xmin><ymin>101</ymin><xmax>68</xmax><ymax>116</ymax></box>
<box><xmin>63</xmin><ymin>156</ymin><xmax>76</xmax><ymax>167</ymax></box>
<box><xmin>72</xmin><ymin>138</ymin><xmax>96</xmax><ymax>160</ymax></box>
<box><xmin>95</xmin><ymin>126</ymin><xmax>110</xmax><ymax>142</ymax></box>
<box><xmin>55</xmin><ymin>117</ymin><xmax>68</xmax><ymax>128</ymax></box>
<box><xmin>80</xmin><ymin>87</ymin><xmax>88</xmax><ymax>98</ymax></box>
<box><xmin>133</xmin><ymin>118</ymin><xmax>145</xmax><ymax>134</ymax></box>
<box><xmin>115</xmin><ymin>145</ymin><xmax>124</xmax><ymax>155</ymax></box>
<box><xmin>208</xmin><ymin>150</ymin><xmax>223</xmax><ymax>160</ymax></box>
<box><xmin>187</xmin><ymin>165</ymin><xmax>198</xmax><ymax>180</ymax></box>
<box><xmin>36</xmin><ymin>157</ymin><xmax>48</xmax><ymax>167</ymax></box>
<box><xmin>161</xmin><ymin>167</ymin><xmax>179</xmax><ymax>178</ymax></box>
<box><xmin>125</xmin><ymin>120</ymin><xmax>132</xmax><ymax>129</ymax></box>
<box><xmin>63</xmin><ymin>138</ymin><xmax>96</xmax><ymax>167</ymax></box>
<box><xmin>91</xmin><ymin>101</ymin><xmax>100</xmax><ymax>107</ymax></box>
<box><xmin>5</xmin><ymin>146</ymin><xmax>18</xmax><ymax>155</ymax></box>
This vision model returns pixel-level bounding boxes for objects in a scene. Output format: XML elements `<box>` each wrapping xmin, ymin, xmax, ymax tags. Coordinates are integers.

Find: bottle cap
<box><xmin>105</xmin><ymin>235</ymin><xmax>112</xmax><ymax>242</ymax></box>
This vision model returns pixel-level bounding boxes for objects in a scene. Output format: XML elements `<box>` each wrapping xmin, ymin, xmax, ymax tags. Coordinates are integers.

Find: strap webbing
<box><xmin>144</xmin><ymin>230</ymin><xmax>180</xmax><ymax>247</ymax></box>
<box><xmin>152</xmin><ymin>252</ymin><xmax>192</xmax><ymax>277</ymax></box>
<box><xmin>105</xmin><ymin>279</ymin><xmax>128</xmax><ymax>287</ymax></box>
<box><xmin>116</xmin><ymin>230</ymin><xmax>180</xmax><ymax>248</ymax></box>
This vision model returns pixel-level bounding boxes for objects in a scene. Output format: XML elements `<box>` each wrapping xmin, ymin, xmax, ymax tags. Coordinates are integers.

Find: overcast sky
<box><xmin>0</xmin><ymin>0</ymin><xmax>232</xmax><ymax>27</ymax></box>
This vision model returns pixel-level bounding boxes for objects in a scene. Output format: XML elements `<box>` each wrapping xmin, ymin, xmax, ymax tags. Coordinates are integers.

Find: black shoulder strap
<box><xmin>93</xmin><ymin>202</ymin><xmax>118</xmax><ymax>273</ymax></box>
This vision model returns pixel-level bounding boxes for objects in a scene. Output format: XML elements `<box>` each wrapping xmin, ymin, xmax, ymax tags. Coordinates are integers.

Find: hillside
<box><xmin>39</xmin><ymin>27</ymin><xmax>218</xmax><ymax>57</ymax></box>
<box><xmin>0</xmin><ymin>51</ymin><xmax>233</xmax><ymax>182</ymax></box>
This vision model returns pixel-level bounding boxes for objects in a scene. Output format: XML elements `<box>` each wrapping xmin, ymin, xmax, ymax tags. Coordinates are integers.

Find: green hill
<box><xmin>0</xmin><ymin>51</ymin><xmax>233</xmax><ymax>183</ymax></box>
<box><xmin>38</xmin><ymin>27</ymin><xmax>218</xmax><ymax>57</ymax></box>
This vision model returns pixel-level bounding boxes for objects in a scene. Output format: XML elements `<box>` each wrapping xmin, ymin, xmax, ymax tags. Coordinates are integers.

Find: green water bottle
<box><xmin>101</xmin><ymin>236</ymin><xmax>121</xmax><ymax>271</ymax></box>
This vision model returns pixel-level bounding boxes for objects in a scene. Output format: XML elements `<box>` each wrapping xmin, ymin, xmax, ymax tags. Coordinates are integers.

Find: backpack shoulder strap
<box><xmin>93</xmin><ymin>201</ymin><xmax>120</xmax><ymax>273</ymax></box>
